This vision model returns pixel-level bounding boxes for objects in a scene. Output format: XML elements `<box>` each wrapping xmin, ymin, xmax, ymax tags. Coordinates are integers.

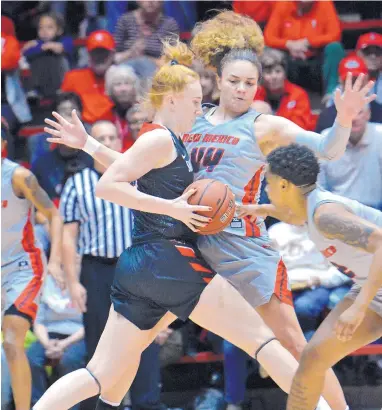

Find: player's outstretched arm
<box><xmin>256</xmin><ymin>73</ymin><xmax>376</xmax><ymax>160</ymax></box>
<box><xmin>314</xmin><ymin>202</ymin><xmax>382</xmax><ymax>341</ymax></box>
<box><xmin>13</xmin><ymin>167</ymin><xmax>64</xmax><ymax>287</ymax></box>
<box><xmin>236</xmin><ymin>204</ymin><xmax>305</xmax><ymax>226</ymax></box>
<box><xmin>44</xmin><ymin>109</ymin><xmax>121</xmax><ymax>168</ymax></box>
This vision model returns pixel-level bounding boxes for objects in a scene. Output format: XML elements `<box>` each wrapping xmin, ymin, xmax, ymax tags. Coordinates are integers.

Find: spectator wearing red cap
<box><xmin>61</xmin><ymin>30</ymin><xmax>115</xmax><ymax>124</ymax></box>
<box><xmin>114</xmin><ymin>0</ymin><xmax>179</xmax><ymax>78</ymax></box>
<box><xmin>254</xmin><ymin>48</ymin><xmax>314</xmax><ymax>130</ymax></box>
<box><xmin>264</xmin><ymin>0</ymin><xmax>345</xmax><ymax>96</ymax></box>
<box><xmin>356</xmin><ymin>32</ymin><xmax>382</xmax><ymax>105</ymax></box>
<box><xmin>316</xmin><ymin>54</ymin><xmax>381</xmax><ymax>133</ymax></box>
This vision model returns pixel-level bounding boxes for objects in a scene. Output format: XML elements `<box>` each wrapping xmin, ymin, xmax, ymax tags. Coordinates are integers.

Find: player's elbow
<box><xmin>95</xmin><ymin>175</ymin><xmax>113</xmax><ymax>201</ymax></box>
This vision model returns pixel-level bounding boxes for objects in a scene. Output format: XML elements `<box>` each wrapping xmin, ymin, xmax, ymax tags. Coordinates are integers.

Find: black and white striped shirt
<box><xmin>60</xmin><ymin>167</ymin><xmax>132</xmax><ymax>258</ymax></box>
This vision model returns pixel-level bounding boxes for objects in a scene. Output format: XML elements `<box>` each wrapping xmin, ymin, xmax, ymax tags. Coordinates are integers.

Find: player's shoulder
<box><xmin>135</xmin><ymin>123</ymin><xmax>173</xmax><ymax>151</ymax></box>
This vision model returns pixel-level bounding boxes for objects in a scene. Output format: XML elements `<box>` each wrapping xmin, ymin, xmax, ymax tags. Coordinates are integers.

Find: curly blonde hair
<box><xmin>191</xmin><ymin>10</ymin><xmax>264</xmax><ymax>71</ymax></box>
<box><xmin>147</xmin><ymin>38</ymin><xmax>199</xmax><ymax>110</ymax></box>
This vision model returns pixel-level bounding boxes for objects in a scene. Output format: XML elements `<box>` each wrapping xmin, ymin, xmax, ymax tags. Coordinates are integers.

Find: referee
<box><xmin>60</xmin><ymin>121</ymin><xmax>166</xmax><ymax>410</ymax></box>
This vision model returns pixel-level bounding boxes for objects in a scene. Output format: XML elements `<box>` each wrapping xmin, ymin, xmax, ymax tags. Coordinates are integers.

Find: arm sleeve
<box><xmin>23</xmin><ymin>41</ymin><xmax>44</xmax><ymax>60</ymax></box>
<box><xmin>294</xmin><ymin>121</ymin><xmax>350</xmax><ymax>160</ymax></box>
<box><xmin>61</xmin><ymin>36</ymin><xmax>74</xmax><ymax>55</ymax></box>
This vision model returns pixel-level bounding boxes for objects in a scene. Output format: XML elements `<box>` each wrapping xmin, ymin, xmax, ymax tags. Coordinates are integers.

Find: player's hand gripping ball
<box><xmin>185</xmin><ymin>179</ymin><xmax>236</xmax><ymax>234</ymax></box>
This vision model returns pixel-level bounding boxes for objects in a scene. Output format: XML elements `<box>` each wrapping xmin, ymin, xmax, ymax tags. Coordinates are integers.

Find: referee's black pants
<box><xmin>79</xmin><ymin>255</ymin><xmax>165</xmax><ymax>410</ymax></box>
<box><xmin>80</xmin><ymin>255</ymin><xmax>117</xmax><ymax>360</ymax></box>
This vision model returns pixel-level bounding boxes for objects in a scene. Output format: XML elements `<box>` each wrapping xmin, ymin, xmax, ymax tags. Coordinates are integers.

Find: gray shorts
<box><xmin>197</xmin><ymin>231</ymin><xmax>292</xmax><ymax>308</ymax></box>
<box><xmin>345</xmin><ymin>283</ymin><xmax>382</xmax><ymax>317</ymax></box>
<box><xmin>1</xmin><ymin>255</ymin><xmax>45</xmax><ymax>322</ymax></box>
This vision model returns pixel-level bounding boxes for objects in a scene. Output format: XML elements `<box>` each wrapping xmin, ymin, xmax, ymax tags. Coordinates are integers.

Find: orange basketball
<box><xmin>185</xmin><ymin>179</ymin><xmax>236</xmax><ymax>235</ymax></box>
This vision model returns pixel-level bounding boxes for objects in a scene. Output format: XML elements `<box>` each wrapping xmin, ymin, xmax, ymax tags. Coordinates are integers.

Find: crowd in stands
<box><xmin>1</xmin><ymin>1</ymin><xmax>382</xmax><ymax>409</ymax></box>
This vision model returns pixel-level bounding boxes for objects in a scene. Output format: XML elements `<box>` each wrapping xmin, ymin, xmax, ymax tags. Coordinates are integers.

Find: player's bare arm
<box><xmin>315</xmin><ymin>203</ymin><xmax>382</xmax><ymax>340</ymax></box>
<box><xmin>236</xmin><ymin>203</ymin><xmax>306</xmax><ymax>226</ymax></box>
<box><xmin>96</xmin><ymin>131</ymin><xmax>211</xmax><ymax>232</ymax></box>
<box><xmin>13</xmin><ymin>167</ymin><xmax>64</xmax><ymax>286</ymax></box>
<box><xmin>255</xmin><ymin>73</ymin><xmax>376</xmax><ymax>159</ymax></box>
<box><xmin>45</xmin><ymin>109</ymin><xmax>121</xmax><ymax>168</ymax></box>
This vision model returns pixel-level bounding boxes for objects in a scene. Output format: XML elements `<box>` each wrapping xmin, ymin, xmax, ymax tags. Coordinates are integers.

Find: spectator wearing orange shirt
<box><xmin>61</xmin><ymin>30</ymin><xmax>115</xmax><ymax>124</ymax></box>
<box><xmin>264</xmin><ymin>0</ymin><xmax>345</xmax><ymax>96</ymax></box>
<box><xmin>254</xmin><ymin>48</ymin><xmax>314</xmax><ymax>130</ymax></box>
<box><xmin>232</xmin><ymin>1</ymin><xmax>274</xmax><ymax>29</ymax></box>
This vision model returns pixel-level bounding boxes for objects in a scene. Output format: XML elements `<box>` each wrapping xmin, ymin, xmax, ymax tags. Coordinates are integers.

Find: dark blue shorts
<box><xmin>111</xmin><ymin>239</ymin><xmax>216</xmax><ymax>330</ymax></box>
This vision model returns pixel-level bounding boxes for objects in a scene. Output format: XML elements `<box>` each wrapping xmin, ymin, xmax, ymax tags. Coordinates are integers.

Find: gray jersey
<box><xmin>184</xmin><ymin>108</ymin><xmax>267</xmax><ymax>237</ymax></box>
<box><xmin>307</xmin><ymin>187</ymin><xmax>382</xmax><ymax>284</ymax></box>
<box><xmin>1</xmin><ymin>159</ymin><xmax>42</xmax><ymax>267</ymax></box>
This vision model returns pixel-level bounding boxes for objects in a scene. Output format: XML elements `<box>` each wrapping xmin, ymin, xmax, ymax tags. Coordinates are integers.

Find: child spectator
<box><xmin>23</xmin><ymin>12</ymin><xmax>74</xmax><ymax>100</ymax></box>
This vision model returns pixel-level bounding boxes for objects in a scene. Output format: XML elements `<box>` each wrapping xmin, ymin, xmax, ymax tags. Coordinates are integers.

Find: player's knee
<box><xmin>299</xmin><ymin>343</ymin><xmax>328</xmax><ymax>372</ymax></box>
<box><xmin>86</xmin><ymin>361</ymin><xmax>117</xmax><ymax>393</ymax></box>
<box><xmin>278</xmin><ymin>332</ymin><xmax>306</xmax><ymax>359</ymax></box>
<box><xmin>3</xmin><ymin>339</ymin><xmax>25</xmax><ymax>362</ymax></box>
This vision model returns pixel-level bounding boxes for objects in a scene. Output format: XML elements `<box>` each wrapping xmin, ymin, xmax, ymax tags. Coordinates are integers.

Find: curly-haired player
<box><xmin>238</xmin><ymin>144</ymin><xmax>382</xmax><ymax>410</ymax></box>
<box><xmin>183</xmin><ymin>10</ymin><xmax>376</xmax><ymax>410</ymax></box>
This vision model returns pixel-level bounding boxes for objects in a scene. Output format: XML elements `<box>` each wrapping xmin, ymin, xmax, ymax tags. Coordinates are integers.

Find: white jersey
<box><xmin>1</xmin><ymin>159</ymin><xmax>43</xmax><ymax>268</ymax></box>
<box><xmin>184</xmin><ymin>108</ymin><xmax>267</xmax><ymax>237</ymax></box>
<box><xmin>307</xmin><ymin>187</ymin><xmax>382</xmax><ymax>285</ymax></box>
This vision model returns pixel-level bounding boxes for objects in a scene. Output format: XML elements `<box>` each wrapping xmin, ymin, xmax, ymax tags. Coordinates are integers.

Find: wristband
<box><xmin>83</xmin><ymin>136</ymin><xmax>101</xmax><ymax>156</ymax></box>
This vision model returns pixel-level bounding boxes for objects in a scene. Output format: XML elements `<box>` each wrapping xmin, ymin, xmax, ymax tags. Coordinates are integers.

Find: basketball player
<box><xmin>37</xmin><ymin>40</ymin><xmax>335</xmax><ymax>410</ymax></box>
<box><xmin>237</xmin><ymin>143</ymin><xmax>382</xmax><ymax>410</ymax></box>
<box><xmin>1</xmin><ymin>129</ymin><xmax>63</xmax><ymax>410</ymax></box>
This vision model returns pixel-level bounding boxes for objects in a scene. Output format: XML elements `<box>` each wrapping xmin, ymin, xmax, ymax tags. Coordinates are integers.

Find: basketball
<box><xmin>185</xmin><ymin>179</ymin><xmax>236</xmax><ymax>235</ymax></box>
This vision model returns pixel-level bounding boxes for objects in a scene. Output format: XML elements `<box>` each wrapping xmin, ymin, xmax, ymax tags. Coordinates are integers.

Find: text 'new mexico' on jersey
<box><xmin>132</xmin><ymin>123</ymin><xmax>197</xmax><ymax>245</ymax></box>
<box><xmin>183</xmin><ymin>107</ymin><xmax>267</xmax><ymax>238</ymax></box>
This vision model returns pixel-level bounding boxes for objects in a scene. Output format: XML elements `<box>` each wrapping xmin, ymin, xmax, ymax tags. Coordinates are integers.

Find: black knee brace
<box><xmin>86</xmin><ymin>367</ymin><xmax>101</xmax><ymax>395</ymax></box>
<box><xmin>254</xmin><ymin>337</ymin><xmax>278</xmax><ymax>361</ymax></box>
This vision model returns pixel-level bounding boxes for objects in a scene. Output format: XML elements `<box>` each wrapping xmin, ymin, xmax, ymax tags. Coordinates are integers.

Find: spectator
<box><xmin>255</xmin><ymin>48</ymin><xmax>314</xmax><ymax>130</ymax></box>
<box><xmin>192</xmin><ymin>60</ymin><xmax>219</xmax><ymax>105</ymax></box>
<box><xmin>125</xmin><ymin>103</ymin><xmax>150</xmax><ymax>144</ymax></box>
<box><xmin>59</xmin><ymin>121</ymin><xmax>165</xmax><ymax>410</ymax></box>
<box><xmin>319</xmin><ymin>106</ymin><xmax>382</xmax><ymax>211</ymax></box>
<box><xmin>114</xmin><ymin>0</ymin><xmax>179</xmax><ymax>78</ymax></box>
<box><xmin>356</xmin><ymin>32</ymin><xmax>382</xmax><ymax>105</ymax></box>
<box><xmin>27</xmin><ymin>275</ymin><xmax>86</xmax><ymax>410</ymax></box>
<box><xmin>232</xmin><ymin>0</ymin><xmax>274</xmax><ymax>28</ymax></box>
<box><xmin>316</xmin><ymin>54</ymin><xmax>382</xmax><ymax>133</ymax></box>
<box><xmin>105</xmin><ymin>65</ymin><xmax>140</xmax><ymax>150</ymax></box>
<box><xmin>50</xmin><ymin>1</ymin><xmax>103</xmax><ymax>37</ymax></box>
<box><xmin>61</xmin><ymin>30</ymin><xmax>115</xmax><ymax>124</ymax></box>
<box><xmin>1</xmin><ymin>16</ymin><xmax>32</xmax><ymax>141</ymax></box>
<box><xmin>264</xmin><ymin>0</ymin><xmax>345</xmax><ymax>96</ymax></box>
<box><xmin>22</xmin><ymin>12</ymin><xmax>74</xmax><ymax>100</ymax></box>
<box><xmin>30</xmin><ymin>93</ymin><xmax>93</xmax><ymax>206</ymax></box>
